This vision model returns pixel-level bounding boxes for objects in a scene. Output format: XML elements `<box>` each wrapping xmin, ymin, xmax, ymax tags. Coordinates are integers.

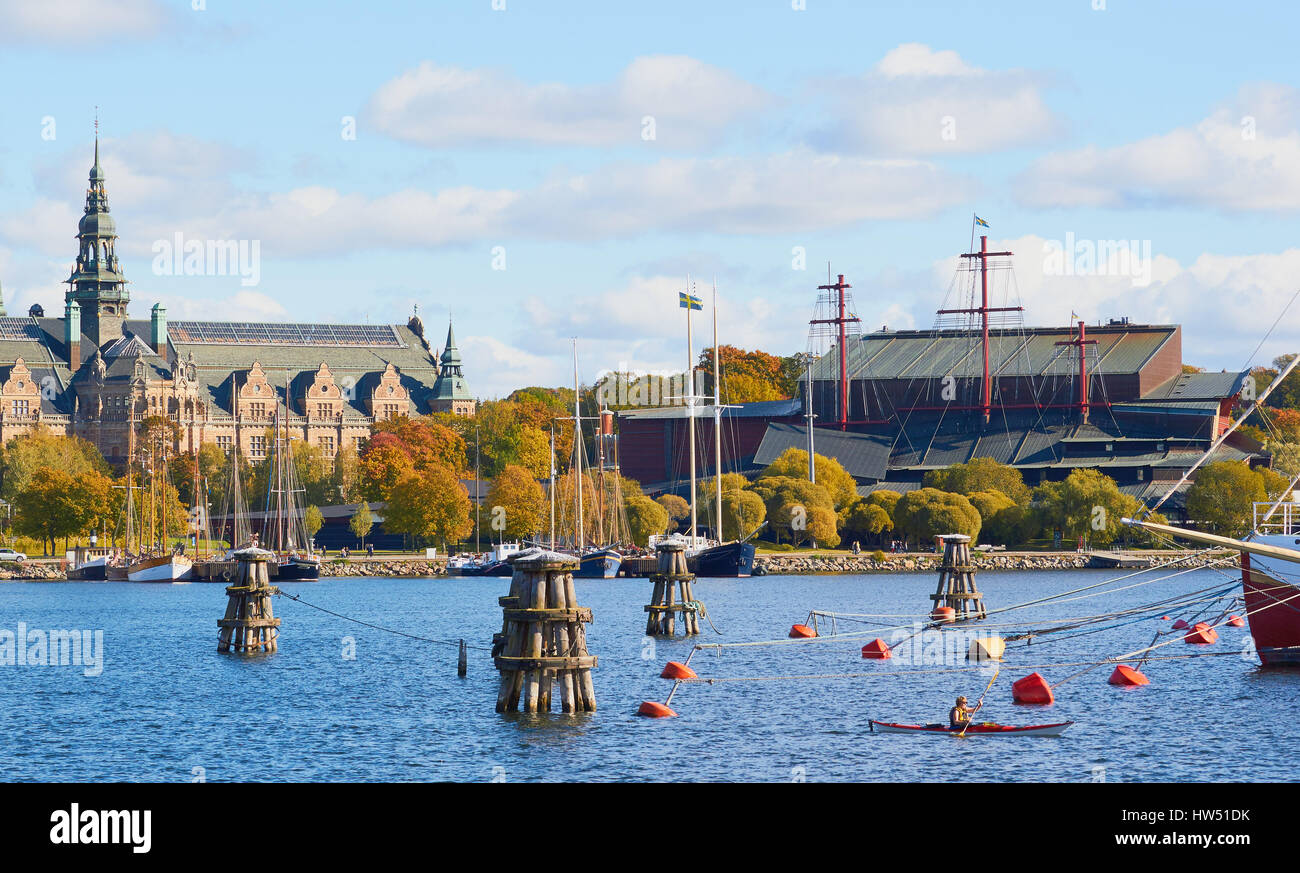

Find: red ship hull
<box><xmin>1241</xmin><ymin>553</ymin><xmax>1300</xmax><ymax>666</ymax></box>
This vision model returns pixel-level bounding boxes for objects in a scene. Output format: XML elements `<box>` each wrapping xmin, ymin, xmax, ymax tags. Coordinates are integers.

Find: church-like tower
<box><xmin>65</xmin><ymin>137</ymin><xmax>129</xmax><ymax>348</ymax></box>
<box><xmin>431</xmin><ymin>320</ymin><xmax>475</xmax><ymax>415</ymax></box>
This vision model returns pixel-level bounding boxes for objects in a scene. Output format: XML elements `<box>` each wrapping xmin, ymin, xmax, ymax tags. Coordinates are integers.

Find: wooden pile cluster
<box><xmin>645</xmin><ymin>540</ymin><xmax>703</xmax><ymax>636</ymax></box>
<box><xmin>217</xmin><ymin>549</ymin><xmax>281</xmax><ymax>653</ymax></box>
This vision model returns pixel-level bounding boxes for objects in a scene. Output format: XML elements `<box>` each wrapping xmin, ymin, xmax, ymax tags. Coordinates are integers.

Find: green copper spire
<box><xmin>66</xmin><ymin>134</ymin><xmax>129</xmax><ymax>347</ymax></box>
<box><xmin>432</xmin><ymin>318</ymin><xmax>472</xmax><ymax>404</ymax></box>
<box><xmin>439</xmin><ymin>319</ymin><xmax>462</xmax><ymax>370</ymax></box>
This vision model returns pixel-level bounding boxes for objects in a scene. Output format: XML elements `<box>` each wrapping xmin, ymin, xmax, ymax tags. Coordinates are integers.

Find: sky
<box><xmin>2</xmin><ymin>0</ymin><xmax>1300</xmax><ymax>397</ymax></box>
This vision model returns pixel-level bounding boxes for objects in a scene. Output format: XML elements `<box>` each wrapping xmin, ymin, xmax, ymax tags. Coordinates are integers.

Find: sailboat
<box><xmin>260</xmin><ymin>393</ymin><xmax>320</xmax><ymax>581</ymax></box>
<box><xmin>677</xmin><ymin>279</ymin><xmax>758</xmax><ymax>578</ymax></box>
<box><xmin>568</xmin><ymin>340</ymin><xmax>623</xmax><ymax>578</ymax></box>
<box><xmin>127</xmin><ymin>439</ymin><xmax>193</xmax><ymax>582</ymax></box>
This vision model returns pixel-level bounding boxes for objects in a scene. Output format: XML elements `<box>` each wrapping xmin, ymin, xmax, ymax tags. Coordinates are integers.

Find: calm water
<box><xmin>0</xmin><ymin>567</ymin><xmax>1292</xmax><ymax>782</ymax></box>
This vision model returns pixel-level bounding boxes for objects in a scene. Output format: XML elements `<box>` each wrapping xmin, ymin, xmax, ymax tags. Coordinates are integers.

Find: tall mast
<box><xmin>549</xmin><ymin>424</ymin><xmax>556</xmax><ymax>549</ymax></box>
<box><xmin>943</xmin><ymin>233</ymin><xmax>1018</xmax><ymax>425</ymax></box>
<box><xmin>686</xmin><ymin>278</ymin><xmax>697</xmax><ymax>547</ymax></box>
<box><xmin>572</xmin><ymin>339</ymin><xmax>583</xmax><ymax>549</ymax></box>
<box><xmin>806</xmin><ymin>355</ymin><xmax>816</xmax><ymax>483</ymax></box>
<box><xmin>712</xmin><ymin>279</ymin><xmax>723</xmax><ymax>541</ymax></box>
<box><xmin>596</xmin><ymin>408</ymin><xmax>606</xmax><ymax>546</ymax></box>
<box><xmin>474</xmin><ymin>421</ymin><xmax>480</xmax><ymax>553</ymax></box>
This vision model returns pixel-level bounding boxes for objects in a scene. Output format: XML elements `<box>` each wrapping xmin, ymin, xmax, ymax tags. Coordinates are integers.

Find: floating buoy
<box><xmin>860</xmin><ymin>639</ymin><xmax>892</xmax><ymax>659</ymax></box>
<box><xmin>788</xmin><ymin>624</ymin><xmax>817</xmax><ymax>638</ymax></box>
<box><xmin>930</xmin><ymin>606</ymin><xmax>956</xmax><ymax>624</ymax></box>
<box><xmin>660</xmin><ymin>661</ymin><xmax>697</xmax><ymax>680</ymax></box>
<box><xmin>1171</xmin><ymin>619</ymin><xmax>1189</xmax><ymax>630</ymax></box>
<box><xmin>1184</xmin><ymin>622</ymin><xmax>1218</xmax><ymax>645</ymax></box>
<box><xmin>967</xmin><ymin>636</ymin><xmax>1005</xmax><ymax>663</ymax></box>
<box><xmin>1012</xmin><ymin>672</ymin><xmax>1054</xmax><ymax>705</ymax></box>
<box><xmin>1228</xmin><ymin>615</ymin><xmax>1246</xmax><ymax>628</ymax></box>
<box><xmin>637</xmin><ymin>701</ymin><xmax>677</xmax><ymax>718</ymax></box>
<box><xmin>1160</xmin><ymin>615</ymin><xmax>1170</xmax><ymax>621</ymax></box>
<box><xmin>1108</xmin><ymin>664</ymin><xmax>1150</xmax><ymax>686</ymax></box>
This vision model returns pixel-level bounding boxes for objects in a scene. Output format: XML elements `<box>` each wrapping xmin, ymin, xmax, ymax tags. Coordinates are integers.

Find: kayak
<box><xmin>869</xmin><ymin>719</ymin><xmax>1074</xmax><ymax>737</ymax></box>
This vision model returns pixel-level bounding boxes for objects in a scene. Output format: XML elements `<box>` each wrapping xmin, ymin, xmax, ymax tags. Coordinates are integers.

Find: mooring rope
<box><xmin>274</xmin><ymin>590</ymin><xmax>492</xmax><ymax>651</ymax></box>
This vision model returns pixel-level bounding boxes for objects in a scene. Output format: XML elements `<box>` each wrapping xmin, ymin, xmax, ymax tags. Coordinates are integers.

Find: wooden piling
<box><xmin>217</xmin><ymin>548</ymin><xmax>281</xmax><ymax>654</ymax></box>
<box><xmin>457</xmin><ymin>639</ymin><xmax>467</xmax><ymax>677</ymax></box>
<box><xmin>931</xmin><ymin>534</ymin><xmax>986</xmax><ymax>621</ymax></box>
<box><xmin>645</xmin><ymin>540</ymin><xmax>704</xmax><ymax>637</ymax></box>
<box><xmin>494</xmin><ymin>550</ymin><xmax>597</xmax><ymax>714</ymax></box>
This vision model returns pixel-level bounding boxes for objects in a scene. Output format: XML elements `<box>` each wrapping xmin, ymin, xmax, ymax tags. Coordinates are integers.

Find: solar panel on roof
<box><xmin>168</xmin><ymin>320</ymin><xmax>403</xmax><ymax>347</ymax></box>
<box><xmin>0</xmin><ymin>317</ymin><xmax>43</xmax><ymax>341</ymax></box>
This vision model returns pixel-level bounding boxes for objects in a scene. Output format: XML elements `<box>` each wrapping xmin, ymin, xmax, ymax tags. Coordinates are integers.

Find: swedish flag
<box><xmin>974</xmin><ymin>215</ymin><xmax>990</xmax><ymax>228</ymax></box>
<box><xmin>678</xmin><ymin>292</ymin><xmax>703</xmax><ymax>311</ymax></box>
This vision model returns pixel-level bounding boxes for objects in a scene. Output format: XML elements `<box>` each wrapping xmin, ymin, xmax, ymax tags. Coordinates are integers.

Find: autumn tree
<box><xmin>892</xmin><ymin>488</ymin><xmax>982</xmax><ymax>545</ymax></box>
<box><xmin>304</xmin><ymin>505</ymin><xmax>324</xmax><ymax>542</ymax></box>
<box><xmin>383</xmin><ymin>464</ymin><xmax>473</xmax><ymax>550</ymax></box>
<box><xmin>749</xmin><ymin>476</ymin><xmax>835</xmax><ymax>544</ymax></box>
<box><xmin>486</xmin><ymin>464</ymin><xmax>547</xmax><ymax>541</ymax></box>
<box><xmin>1185</xmin><ymin>462</ymin><xmax>1270</xmax><ymax>537</ymax></box>
<box><xmin>1</xmin><ymin>429</ymin><xmax>109</xmax><ymax>502</ymax></box>
<box><xmin>760</xmin><ymin>448</ymin><xmax>857</xmax><ymax>511</ymax></box>
<box><xmin>655</xmin><ymin>494</ymin><xmax>690</xmax><ymax>531</ymax></box>
<box><xmin>924</xmin><ymin>458</ymin><xmax>1030</xmax><ymax>504</ymax></box>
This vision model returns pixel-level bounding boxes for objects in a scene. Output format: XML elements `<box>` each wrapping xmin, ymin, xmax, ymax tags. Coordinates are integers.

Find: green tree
<box><xmin>14</xmin><ymin>467</ymin><xmax>80</xmax><ymax>554</ymax></box>
<box><xmin>655</xmin><ymin>494</ymin><xmax>690</xmax><ymax>531</ymax></box>
<box><xmin>349</xmin><ymin>501</ymin><xmax>374</xmax><ymax>547</ymax></box>
<box><xmin>1</xmin><ymin>430</ymin><xmax>108</xmax><ymax>502</ymax></box>
<box><xmin>841</xmin><ymin>499</ymin><xmax>892</xmax><ymax>544</ymax></box>
<box><xmin>760</xmin><ymin>448</ymin><xmax>857</xmax><ymax>510</ymax></box>
<box><xmin>624</xmin><ymin>495</ymin><xmax>670</xmax><ymax>547</ymax></box>
<box><xmin>924</xmin><ymin>458</ymin><xmax>1030</xmax><ymax>504</ymax></box>
<box><xmin>303</xmin><ymin>505</ymin><xmax>324</xmax><ymax>541</ymax></box>
<box><xmin>1185</xmin><ymin>462</ymin><xmax>1269</xmax><ymax>537</ymax></box>
<box><xmin>893</xmin><ymin>488</ymin><xmax>982</xmax><ymax>545</ymax></box>
<box><xmin>750</xmin><ymin>476</ymin><xmax>836</xmax><ymax>544</ymax></box>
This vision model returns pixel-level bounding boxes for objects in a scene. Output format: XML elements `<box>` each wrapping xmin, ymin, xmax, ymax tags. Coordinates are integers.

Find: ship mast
<box><xmin>712</xmin><ymin>279</ymin><xmax>723</xmax><ymax>541</ymax></box>
<box><xmin>686</xmin><ymin>278</ymin><xmax>697</xmax><ymax>548</ymax></box>
<box><xmin>572</xmin><ymin>339</ymin><xmax>583</xmax><ymax>550</ymax></box>
<box><xmin>549</xmin><ymin>424</ymin><xmax>556</xmax><ymax>549</ymax></box>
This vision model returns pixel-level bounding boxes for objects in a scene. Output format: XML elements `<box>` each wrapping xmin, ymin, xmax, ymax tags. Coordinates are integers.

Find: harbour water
<box><xmin>1</xmin><ymin>568</ymin><xmax>1292</xmax><ymax>782</ymax></box>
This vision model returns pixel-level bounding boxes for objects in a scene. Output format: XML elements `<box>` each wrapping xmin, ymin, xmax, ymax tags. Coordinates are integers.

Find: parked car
<box><xmin>0</xmin><ymin>548</ymin><xmax>27</xmax><ymax>563</ymax></box>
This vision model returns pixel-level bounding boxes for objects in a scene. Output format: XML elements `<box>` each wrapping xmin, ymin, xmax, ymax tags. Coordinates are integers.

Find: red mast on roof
<box><xmin>1056</xmin><ymin>320</ymin><xmax>1098</xmax><ymax>423</ymax></box>
<box><xmin>938</xmin><ymin>235</ymin><xmax>1021</xmax><ymax>424</ymax></box>
<box><xmin>810</xmin><ymin>273</ymin><xmax>860</xmax><ymax>430</ymax></box>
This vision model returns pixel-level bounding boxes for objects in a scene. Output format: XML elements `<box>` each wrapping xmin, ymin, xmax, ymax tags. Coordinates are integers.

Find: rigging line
<box><xmin>672</xmin><ymin>651</ymin><xmax>1242</xmax><ymax>686</ymax></box>
<box><xmin>1240</xmin><ymin>285</ymin><xmax>1300</xmax><ymax>371</ymax></box>
<box><xmin>1110</xmin><ymin>586</ymin><xmax>1300</xmax><ymax>663</ymax></box>
<box><xmin>274</xmin><ymin>590</ymin><xmax>492</xmax><ymax>651</ymax></box>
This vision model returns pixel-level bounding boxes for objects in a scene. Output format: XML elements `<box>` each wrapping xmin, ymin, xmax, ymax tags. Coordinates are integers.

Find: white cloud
<box><xmin>1015</xmin><ymin>83</ymin><xmax>1300</xmax><ymax>211</ymax></box>
<box><xmin>0</xmin><ymin>0</ymin><xmax>171</xmax><ymax>43</ymax></box>
<box><xmin>2</xmin><ymin>143</ymin><xmax>971</xmax><ymax>259</ymax></box>
<box><xmin>460</xmin><ymin>335</ymin><xmax>566</xmax><ymax>399</ymax></box>
<box><xmin>366</xmin><ymin>55</ymin><xmax>771</xmax><ymax>149</ymax></box>
<box><xmin>149</xmin><ymin>289</ymin><xmax>290</xmax><ymax>322</ymax></box>
<box><xmin>811</xmin><ymin>43</ymin><xmax>1062</xmax><ymax>155</ymax></box>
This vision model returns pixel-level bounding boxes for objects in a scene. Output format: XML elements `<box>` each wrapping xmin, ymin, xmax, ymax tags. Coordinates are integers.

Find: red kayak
<box><xmin>869</xmin><ymin>719</ymin><xmax>1073</xmax><ymax>737</ymax></box>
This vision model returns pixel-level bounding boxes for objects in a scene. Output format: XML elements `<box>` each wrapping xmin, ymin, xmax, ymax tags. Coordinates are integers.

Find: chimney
<box><xmin>150</xmin><ymin>302</ymin><xmax>167</xmax><ymax>356</ymax></box>
<box><xmin>65</xmin><ymin>299</ymin><xmax>81</xmax><ymax>364</ymax></box>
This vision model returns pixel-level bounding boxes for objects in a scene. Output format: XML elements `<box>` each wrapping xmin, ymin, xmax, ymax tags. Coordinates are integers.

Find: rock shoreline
<box><xmin>751</xmin><ymin>552</ymin><xmax>1233</xmax><ymax>575</ymax></box>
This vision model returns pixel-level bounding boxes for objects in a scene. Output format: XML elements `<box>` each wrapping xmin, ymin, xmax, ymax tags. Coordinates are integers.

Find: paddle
<box><xmin>958</xmin><ymin>665</ymin><xmax>1000</xmax><ymax>738</ymax></box>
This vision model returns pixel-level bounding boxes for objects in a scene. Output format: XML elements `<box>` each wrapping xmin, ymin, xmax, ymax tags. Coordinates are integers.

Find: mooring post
<box><xmin>217</xmin><ymin>547</ymin><xmax>281</xmax><ymax>654</ymax></box>
<box><xmin>457</xmin><ymin>639</ymin><xmax>467</xmax><ymax>677</ymax></box>
<box><xmin>645</xmin><ymin>539</ymin><xmax>703</xmax><ymax>636</ymax></box>
<box><xmin>931</xmin><ymin>533</ymin><xmax>986</xmax><ymax>621</ymax></box>
<box><xmin>494</xmin><ymin>550</ymin><xmax>596</xmax><ymax>713</ymax></box>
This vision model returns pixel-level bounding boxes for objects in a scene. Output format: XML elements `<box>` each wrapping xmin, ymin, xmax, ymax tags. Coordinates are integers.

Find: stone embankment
<box><xmin>752</xmin><ymin>551</ymin><xmax>1234</xmax><ymax>575</ymax></box>
<box><xmin>319</xmin><ymin>559</ymin><xmax>444</xmax><ymax>578</ymax></box>
<box><xmin>0</xmin><ymin>562</ymin><xmax>68</xmax><ymax>580</ymax></box>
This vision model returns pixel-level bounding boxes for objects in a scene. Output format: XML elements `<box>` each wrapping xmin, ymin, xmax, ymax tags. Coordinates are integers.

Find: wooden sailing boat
<box><xmin>260</xmin><ymin>379</ymin><xmax>320</xmax><ymax>581</ymax></box>
<box><xmin>127</xmin><ymin>437</ymin><xmax>193</xmax><ymax>582</ymax></box>
<box><xmin>569</xmin><ymin>340</ymin><xmax>622</xmax><ymax>578</ymax></box>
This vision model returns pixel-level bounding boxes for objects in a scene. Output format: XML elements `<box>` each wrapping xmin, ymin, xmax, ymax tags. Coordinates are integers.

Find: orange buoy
<box><xmin>1184</xmin><ymin>622</ymin><xmax>1218</xmax><ymax>645</ymax></box>
<box><xmin>860</xmin><ymin>638</ymin><xmax>892</xmax><ymax>659</ymax></box>
<box><xmin>788</xmin><ymin>624</ymin><xmax>817</xmax><ymax>638</ymax></box>
<box><xmin>1108</xmin><ymin>664</ymin><xmax>1150</xmax><ymax>686</ymax></box>
<box><xmin>930</xmin><ymin>606</ymin><xmax>957</xmax><ymax>624</ymax></box>
<box><xmin>1160</xmin><ymin>615</ymin><xmax>1170</xmax><ymax>621</ymax></box>
<box><xmin>1011</xmin><ymin>672</ymin><xmax>1054</xmax><ymax>705</ymax></box>
<box><xmin>1228</xmin><ymin>615</ymin><xmax>1246</xmax><ymax>628</ymax></box>
<box><xmin>637</xmin><ymin>701</ymin><xmax>677</xmax><ymax>718</ymax></box>
<box><xmin>660</xmin><ymin>661</ymin><xmax>697</xmax><ymax>680</ymax></box>
<box><xmin>1171</xmin><ymin>619</ymin><xmax>1189</xmax><ymax>630</ymax></box>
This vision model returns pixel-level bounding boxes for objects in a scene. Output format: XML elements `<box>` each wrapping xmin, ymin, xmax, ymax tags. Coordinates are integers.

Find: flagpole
<box><xmin>686</xmin><ymin>277</ymin><xmax>697</xmax><ymax>548</ymax></box>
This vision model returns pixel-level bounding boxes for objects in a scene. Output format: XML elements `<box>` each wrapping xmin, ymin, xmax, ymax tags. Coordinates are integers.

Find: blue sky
<box><xmin>2</xmin><ymin>0</ymin><xmax>1300</xmax><ymax>396</ymax></box>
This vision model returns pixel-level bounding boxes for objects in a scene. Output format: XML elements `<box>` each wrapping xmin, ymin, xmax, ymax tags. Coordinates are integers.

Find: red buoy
<box><xmin>1184</xmin><ymin>622</ymin><xmax>1218</xmax><ymax>644</ymax></box>
<box><xmin>1228</xmin><ymin>615</ymin><xmax>1246</xmax><ymax>628</ymax></box>
<box><xmin>1012</xmin><ymin>672</ymin><xmax>1054</xmax><ymax>705</ymax></box>
<box><xmin>660</xmin><ymin>661</ymin><xmax>697</xmax><ymax>680</ymax></box>
<box><xmin>788</xmin><ymin>624</ymin><xmax>817</xmax><ymax>638</ymax></box>
<box><xmin>637</xmin><ymin>701</ymin><xmax>677</xmax><ymax>718</ymax></box>
<box><xmin>1171</xmin><ymin>619</ymin><xmax>1189</xmax><ymax>630</ymax></box>
<box><xmin>1160</xmin><ymin>615</ymin><xmax>1170</xmax><ymax>621</ymax></box>
<box><xmin>930</xmin><ymin>606</ymin><xmax>956</xmax><ymax>624</ymax></box>
<box><xmin>860</xmin><ymin>638</ymin><xmax>892</xmax><ymax>659</ymax></box>
<box><xmin>1108</xmin><ymin>664</ymin><xmax>1150</xmax><ymax>686</ymax></box>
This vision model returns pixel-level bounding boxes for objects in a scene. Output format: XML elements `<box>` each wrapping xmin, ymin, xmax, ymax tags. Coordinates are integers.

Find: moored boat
<box><xmin>869</xmin><ymin>720</ymin><xmax>1074</xmax><ymax>737</ymax></box>
<box><xmin>693</xmin><ymin>540</ymin><xmax>756</xmax><ymax>578</ymax></box>
<box><xmin>127</xmin><ymin>552</ymin><xmax>194</xmax><ymax>583</ymax></box>
<box><xmin>576</xmin><ymin>547</ymin><xmax>622</xmax><ymax>578</ymax></box>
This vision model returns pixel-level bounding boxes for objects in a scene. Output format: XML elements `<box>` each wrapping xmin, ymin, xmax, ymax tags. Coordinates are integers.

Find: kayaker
<box><xmin>949</xmin><ymin>695</ymin><xmax>980</xmax><ymax>729</ymax></box>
